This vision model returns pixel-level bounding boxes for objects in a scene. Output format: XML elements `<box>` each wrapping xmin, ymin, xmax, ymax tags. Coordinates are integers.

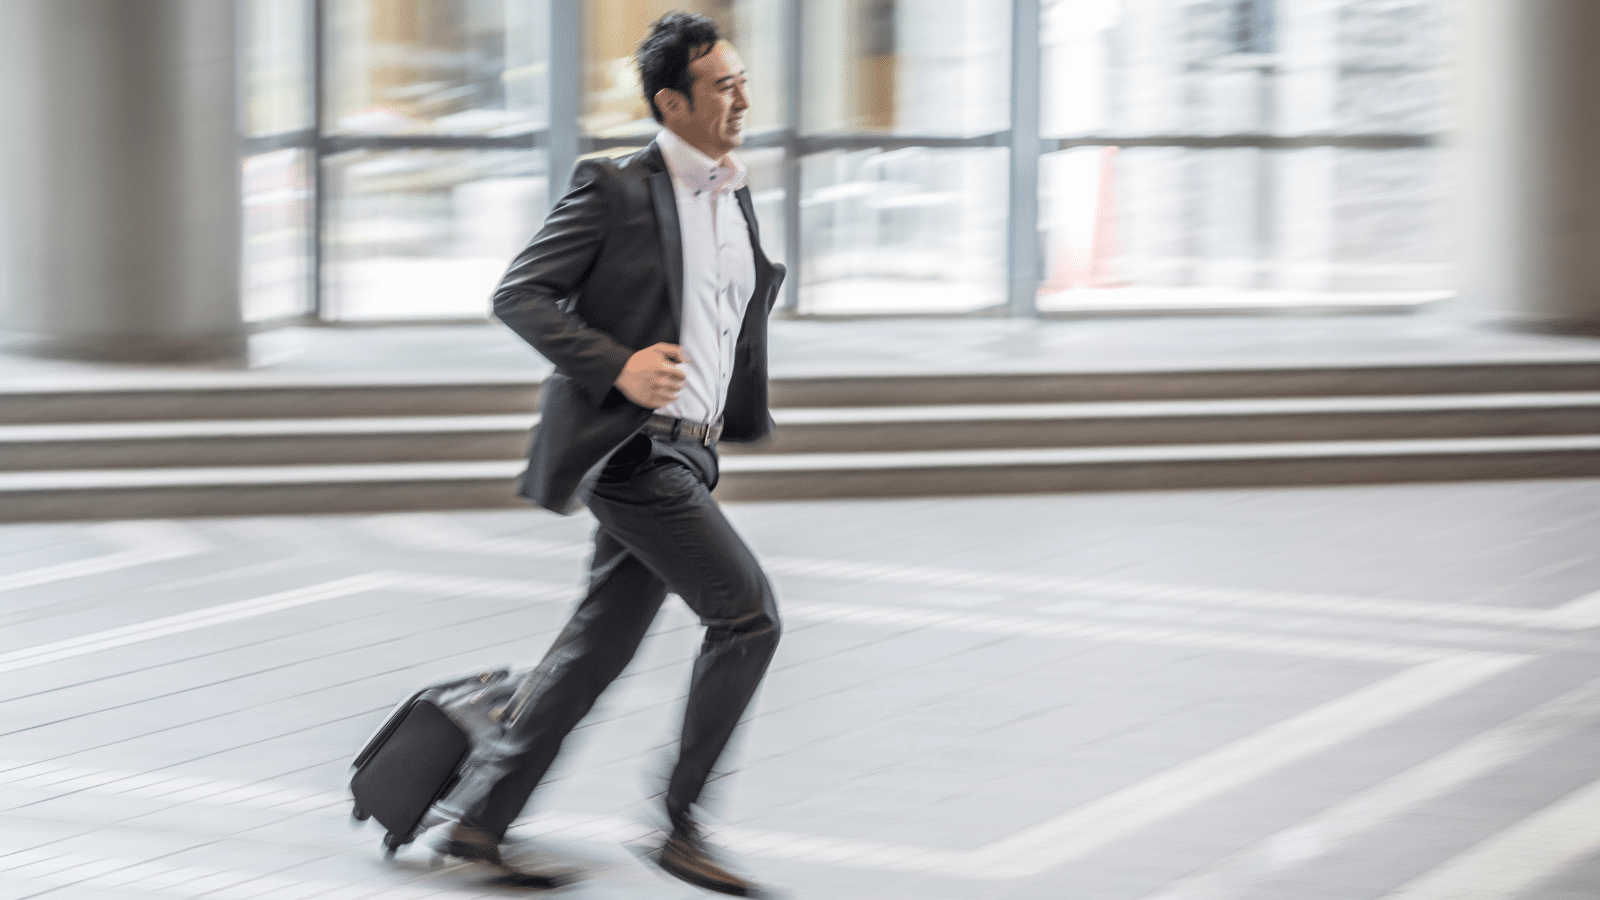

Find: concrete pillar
<box><xmin>1456</xmin><ymin>0</ymin><xmax>1600</xmax><ymax>333</ymax></box>
<box><xmin>0</xmin><ymin>0</ymin><xmax>243</xmax><ymax>363</ymax></box>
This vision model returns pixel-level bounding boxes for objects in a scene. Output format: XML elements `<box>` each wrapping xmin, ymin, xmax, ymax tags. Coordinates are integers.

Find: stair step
<box><xmin>725</xmin><ymin>435</ymin><xmax>1600</xmax><ymax>498</ymax></box>
<box><xmin>4</xmin><ymin>359</ymin><xmax>1600</xmax><ymax>423</ymax></box>
<box><xmin>777</xmin><ymin>392</ymin><xmax>1600</xmax><ymax>422</ymax></box>
<box><xmin>0</xmin><ymin>376</ymin><xmax>542</xmax><ymax>423</ymax></box>
<box><xmin>3</xmin><ymin>394</ymin><xmax>1597</xmax><ymax>470</ymax></box>
<box><xmin>769</xmin><ymin>362</ymin><xmax>1600</xmax><ymax>407</ymax></box>
<box><xmin>732</xmin><ymin>433</ymin><xmax>1600</xmax><ymax>467</ymax></box>
<box><xmin>755</xmin><ymin>393</ymin><xmax>1600</xmax><ymax>452</ymax></box>
<box><xmin>0</xmin><ymin>416</ymin><xmax>535</xmax><ymax>469</ymax></box>
<box><xmin>0</xmin><ymin>460</ymin><xmax>523</xmax><ymax>490</ymax></box>
<box><xmin>1</xmin><ymin>435</ymin><xmax>1595</xmax><ymax>520</ymax></box>
<box><xmin>0</xmin><ymin>461</ymin><xmax>528</xmax><ymax>521</ymax></box>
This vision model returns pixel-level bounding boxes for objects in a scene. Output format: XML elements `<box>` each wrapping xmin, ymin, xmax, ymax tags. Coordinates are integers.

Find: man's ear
<box><xmin>654</xmin><ymin>88</ymin><xmax>684</xmax><ymax>120</ymax></box>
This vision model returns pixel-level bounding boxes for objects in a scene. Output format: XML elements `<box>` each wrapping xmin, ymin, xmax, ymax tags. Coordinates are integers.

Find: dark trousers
<box><xmin>445</xmin><ymin>432</ymin><xmax>781</xmax><ymax>839</ymax></box>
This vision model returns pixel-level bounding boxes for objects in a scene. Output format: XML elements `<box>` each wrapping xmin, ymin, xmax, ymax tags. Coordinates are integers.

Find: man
<box><xmin>434</xmin><ymin>13</ymin><xmax>784</xmax><ymax>898</ymax></box>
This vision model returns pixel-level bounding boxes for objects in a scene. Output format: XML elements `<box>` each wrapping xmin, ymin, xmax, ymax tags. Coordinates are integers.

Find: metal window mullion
<box><xmin>323</xmin><ymin>132</ymin><xmax>547</xmax><ymax>152</ymax></box>
<box><xmin>242</xmin><ymin>128</ymin><xmax>317</xmax><ymax>156</ymax></box>
<box><xmin>1008</xmin><ymin>0</ymin><xmax>1042</xmax><ymax>317</ymax></box>
<box><xmin>781</xmin><ymin>0</ymin><xmax>802</xmax><ymax>312</ymax></box>
<box><xmin>309</xmin><ymin>0</ymin><xmax>327</xmax><ymax>321</ymax></box>
<box><xmin>547</xmin><ymin>0</ymin><xmax>581</xmax><ymax>207</ymax></box>
<box><xmin>1044</xmin><ymin>134</ymin><xmax>1436</xmax><ymax>150</ymax></box>
<box><xmin>798</xmin><ymin>132</ymin><xmax>1008</xmax><ymax>153</ymax></box>
<box><xmin>1254</xmin><ymin>60</ymin><xmax>1276</xmax><ymax>289</ymax></box>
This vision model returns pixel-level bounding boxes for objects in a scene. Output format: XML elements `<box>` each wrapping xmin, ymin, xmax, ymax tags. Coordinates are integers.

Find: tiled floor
<box><xmin>2</xmin><ymin>478</ymin><xmax>1599</xmax><ymax>899</ymax></box>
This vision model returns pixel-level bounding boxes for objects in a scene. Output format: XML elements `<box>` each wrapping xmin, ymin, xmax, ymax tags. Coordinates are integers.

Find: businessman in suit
<box><xmin>435</xmin><ymin>13</ymin><xmax>783</xmax><ymax>897</ymax></box>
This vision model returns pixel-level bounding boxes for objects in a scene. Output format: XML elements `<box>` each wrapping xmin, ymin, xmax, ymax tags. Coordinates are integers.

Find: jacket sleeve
<box><xmin>492</xmin><ymin>159</ymin><xmax>636</xmax><ymax>407</ymax></box>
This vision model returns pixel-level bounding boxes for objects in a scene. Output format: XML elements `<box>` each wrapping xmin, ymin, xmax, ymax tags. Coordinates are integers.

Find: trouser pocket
<box><xmin>597</xmin><ymin>432</ymin><xmax>653</xmax><ymax>485</ymax></box>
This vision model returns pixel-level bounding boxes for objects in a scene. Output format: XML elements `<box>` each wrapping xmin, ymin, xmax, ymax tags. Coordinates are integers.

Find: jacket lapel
<box><xmin>735</xmin><ymin>186</ymin><xmax>761</xmax><ymax>250</ymax></box>
<box><xmin>736</xmin><ymin>185</ymin><xmax>780</xmax><ymax>308</ymax></box>
<box><xmin>645</xmin><ymin>144</ymin><xmax>684</xmax><ymax>331</ymax></box>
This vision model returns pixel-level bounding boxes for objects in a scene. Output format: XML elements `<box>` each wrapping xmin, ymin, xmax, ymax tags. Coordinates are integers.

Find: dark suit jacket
<box><xmin>493</xmin><ymin>140</ymin><xmax>785</xmax><ymax>514</ymax></box>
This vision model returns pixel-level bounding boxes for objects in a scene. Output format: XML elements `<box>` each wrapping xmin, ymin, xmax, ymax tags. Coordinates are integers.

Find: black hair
<box><xmin>636</xmin><ymin>12</ymin><xmax>723</xmax><ymax>124</ymax></box>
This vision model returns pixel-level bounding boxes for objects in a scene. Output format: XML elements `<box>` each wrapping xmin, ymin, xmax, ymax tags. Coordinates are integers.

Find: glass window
<box><xmin>1038</xmin><ymin>0</ymin><xmax>1452</xmax><ymax>310</ymax></box>
<box><xmin>243</xmin><ymin>0</ymin><xmax>313</xmax><ymax>136</ymax></box>
<box><xmin>1039</xmin><ymin>0</ymin><xmax>1115</xmax><ymax>139</ymax></box>
<box><xmin>322</xmin><ymin>149</ymin><xmax>548</xmax><ymax>319</ymax></box>
<box><xmin>325</xmin><ymin>0</ymin><xmax>548</xmax><ymax>135</ymax></box>
<box><xmin>742</xmin><ymin>146</ymin><xmax>788</xmax><ymax>266</ymax></box>
<box><xmin>582</xmin><ymin>0</ymin><xmax>785</xmax><ymax>138</ymax></box>
<box><xmin>1038</xmin><ymin>145</ymin><xmax>1451</xmax><ymax>312</ymax></box>
<box><xmin>244</xmin><ymin>0</ymin><xmax>1459</xmax><ymax>324</ymax></box>
<box><xmin>243</xmin><ymin>150</ymin><xmax>313</xmax><ymax>322</ymax></box>
<box><xmin>1042</xmin><ymin>0</ymin><xmax>1444</xmax><ymax>138</ymax></box>
<box><xmin>800</xmin><ymin>148</ymin><xmax>1007</xmax><ymax>314</ymax></box>
<box><xmin>803</xmin><ymin>0</ymin><xmax>1010</xmax><ymax>136</ymax></box>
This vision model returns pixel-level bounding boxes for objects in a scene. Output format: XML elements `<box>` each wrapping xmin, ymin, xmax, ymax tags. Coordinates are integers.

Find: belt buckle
<box><xmin>704</xmin><ymin>420</ymin><xmax>722</xmax><ymax>446</ymax></box>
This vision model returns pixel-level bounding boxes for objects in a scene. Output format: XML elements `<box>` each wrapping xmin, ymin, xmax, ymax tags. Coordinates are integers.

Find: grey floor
<box><xmin>2</xmin><ymin>478</ymin><xmax>1600</xmax><ymax>900</ymax></box>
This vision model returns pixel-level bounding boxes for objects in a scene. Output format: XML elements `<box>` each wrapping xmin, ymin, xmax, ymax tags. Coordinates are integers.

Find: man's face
<box><xmin>662</xmin><ymin>40</ymin><xmax>748</xmax><ymax>160</ymax></box>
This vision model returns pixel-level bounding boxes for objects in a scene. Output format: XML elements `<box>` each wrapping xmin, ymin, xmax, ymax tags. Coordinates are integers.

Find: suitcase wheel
<box><xmin>382</xmin><ymin>832</ymin><xmax>409</xmax><ymax>857</ymax></box>
<box><xmin>350</xmin><ymin>804</ymin><xmax>370</xmax><ymax>823</ymax></box>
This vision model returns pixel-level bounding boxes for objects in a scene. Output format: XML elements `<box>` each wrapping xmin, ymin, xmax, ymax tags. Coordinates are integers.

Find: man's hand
<box><xmin>614</xmin><ymin>343</ymin><xmax>690</xmax><ymax>409</ymax></box>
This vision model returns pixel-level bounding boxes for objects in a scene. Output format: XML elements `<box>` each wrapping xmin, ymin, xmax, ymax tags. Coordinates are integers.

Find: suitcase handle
<box><xmin>499</xmin><ymin>667</ymin><xmax>543</xmax><ymax>726</ymax></box>
<box><xmin>497</xmin><ymin>637</ymin><xmax>574</xmax><ymax>726</ymax></box>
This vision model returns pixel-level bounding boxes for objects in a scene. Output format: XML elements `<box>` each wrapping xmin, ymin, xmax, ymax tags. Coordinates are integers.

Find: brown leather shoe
<box><xmin>655</xmin><ymin>824</ymin><xmax>772</xmax><ymax>898</ymax></box>
<box><xmin>433</xmin><ymin>824</ymin><xmax>570</xmax><ymax>889</ymax></box>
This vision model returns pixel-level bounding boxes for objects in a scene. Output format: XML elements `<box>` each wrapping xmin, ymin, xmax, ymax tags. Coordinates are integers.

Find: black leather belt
<box><xmin>645</xmin><ymin>414</ymin><xmax>723</xmax><ymax>446</ymax></box>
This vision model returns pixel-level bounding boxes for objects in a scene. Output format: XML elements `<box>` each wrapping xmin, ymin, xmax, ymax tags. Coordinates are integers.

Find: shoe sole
<box><xmin>656</xmin><ymin>855</ymin><xmax>759</xmax><ymax>897</ymax></box>
<box><xmin>435</xmin><ymin>842</ymin><xmax>568</xmax><ymax>889</ymax></box>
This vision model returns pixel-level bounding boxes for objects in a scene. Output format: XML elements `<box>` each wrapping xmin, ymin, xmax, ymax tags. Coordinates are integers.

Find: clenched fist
<box><xmin>614</xmin><ymin>343</ymin><xmax>690</xmax><ymax>409</ymax></box>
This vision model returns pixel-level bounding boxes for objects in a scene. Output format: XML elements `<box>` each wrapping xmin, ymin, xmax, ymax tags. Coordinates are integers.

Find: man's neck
<box><xmin>662</xmin><ymin>126</ymin><xmax>728</xmax><ymax>168</ymax></box>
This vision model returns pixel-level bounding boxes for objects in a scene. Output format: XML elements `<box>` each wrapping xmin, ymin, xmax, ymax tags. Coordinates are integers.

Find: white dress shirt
<box><xmin>653</xmin><ymin>127</ymin><xmax>756</xmax><ymax>426</ymax></box>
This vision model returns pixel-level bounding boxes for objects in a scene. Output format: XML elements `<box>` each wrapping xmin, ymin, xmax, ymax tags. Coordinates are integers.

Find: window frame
<box><xmin>241</xmin><ymin>0</ymin><xmax>1443</xmax><ymax>324</ymax></box>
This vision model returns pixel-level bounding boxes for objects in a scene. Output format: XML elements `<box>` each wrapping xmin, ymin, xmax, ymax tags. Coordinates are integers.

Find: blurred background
<box><xmin>3</xmin><ymin>5</ymin><xmax>1600</xmax><ymax>900</ymax></box>
<box><xmin>238</xmin><ymin>0</ymin><xmax>1450</xmax><ymax>323</ymax></box>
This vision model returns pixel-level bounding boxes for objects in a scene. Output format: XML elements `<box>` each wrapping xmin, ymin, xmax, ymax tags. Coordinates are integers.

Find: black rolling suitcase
<box><xmin>349</xmin><ymin>667</ymin><xmax>539</xmax><ymax>856</ymax></box>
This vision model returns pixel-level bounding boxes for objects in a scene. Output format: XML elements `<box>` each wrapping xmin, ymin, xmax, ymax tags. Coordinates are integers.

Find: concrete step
<box><xmin>3</xmin><ymin>393</ymin><xmax>1597</xmax><ymax>470</ymax></box>
<box><xmin>718</xmin><ymin>435</ymin><xmax>1600</xmax><ymax>500</ymax></box>
<box><xmin>768</xmin><ymin>361</ymin><xmax>1600</xmax><ymax>407</ymax></box>
<box><xmin>0</xmin><ymin>375</ymin><xmax>543</xmax><ymax>424</ymax></box>
<box><xmin>1</xmin><ymin>435</ymin><xmax>1597</xmax><ymax>521</ymax></box>
<box><xmin>3</xmin><ymin>358</ymin><xmax>1600</xmax><ymax>423</ymax></box>
<box><xmin>754</xmin><ymin>392</ymin><xmax>1600</xmax><ymax>453</ymax></box>
<box><xmin>0</xmin><ymin>461</ymin><xmax>526</xmax><ymax>521</ymax></box>
<box><xmin>0</xmin><ymin>415</ymin><xmax>536</xmax><ymax>470</ymax></box>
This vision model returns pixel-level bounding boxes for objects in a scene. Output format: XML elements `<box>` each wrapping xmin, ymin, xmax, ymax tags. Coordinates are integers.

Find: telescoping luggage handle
<box><xmin>498</xmin><ymin>661</ymin><xmax>549</xmax><ymax>726</ymax></box>
<box><xmin>498</xmin><ymin>636</ymin><xmax>576</xmax><ymax>726</ymax></box>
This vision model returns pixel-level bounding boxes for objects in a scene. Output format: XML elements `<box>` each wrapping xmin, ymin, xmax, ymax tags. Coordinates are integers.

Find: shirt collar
<box><xmin>657</xmin><ymin>126</ymin><xmax>747</xmax><ymax>196</ymax></box>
